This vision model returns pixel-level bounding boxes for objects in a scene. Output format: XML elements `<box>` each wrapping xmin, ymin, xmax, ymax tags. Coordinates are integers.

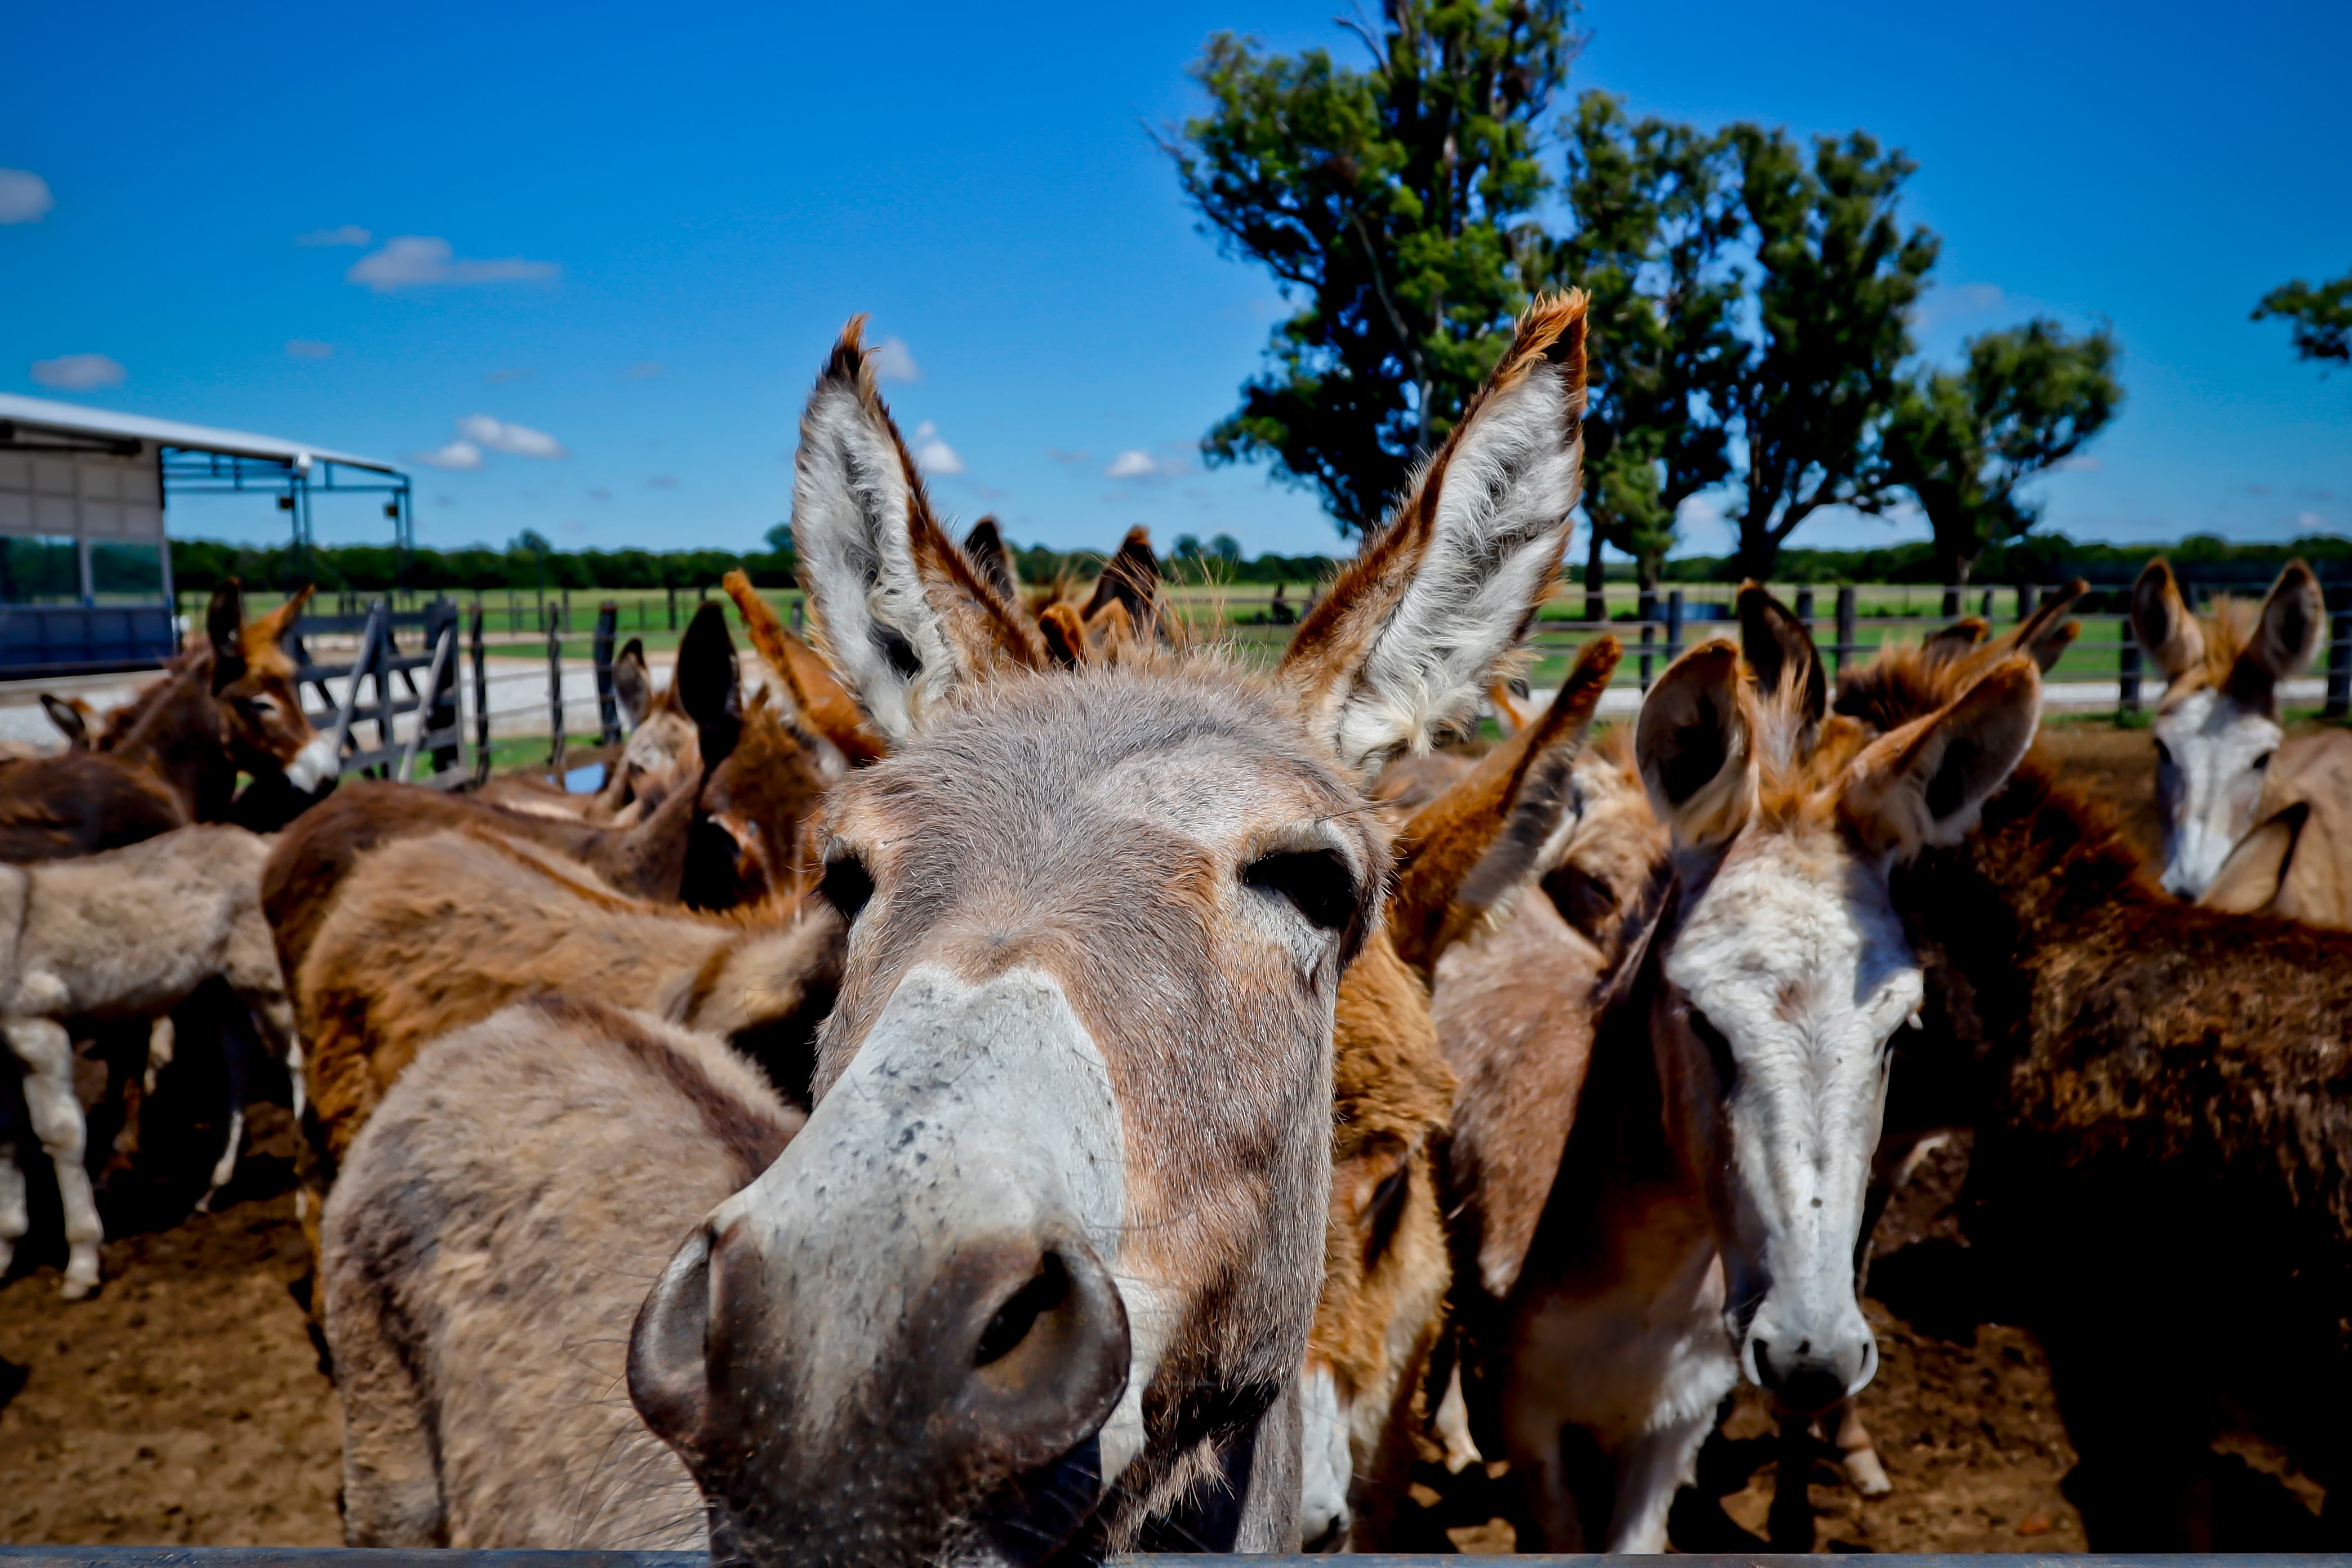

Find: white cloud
<box><xmin>286</xmin><ymin>339</ymin><xmax>334</xmax><ymax>359</ymax></box>
<box><xmin>0</xmin><ymin>169</ymin><xmax>55</xmax><ymax>225</ymax></box>
<box><xmin>871</xmin><ymin>337</ymin><xmax>920</xmax><ymax>382</ymax></box>
<box><xmin>415</xmin><ymin>440</ymin><xmax>483</xmax><ymax>470</ymax></box>
<box><xmin>296</xmin><ymin>224</ymin><xmax>371</xmax><ymax>247</ymax></box>
<box><xmin>912</xmin><ymin>421</ymin><xmax>963</xmax><ymax>475</ymax></box>
<box><xmin>346</xmin><ymin>235</ymin><xmax>560</xmax><ymax>292</ymax></box>
<box><xmin>2298</xmin><ymin>510</ymin><xmax>2327</xmax><ymax>531</ymax></box>
<box><xmin>457</xmin><ymin>414</ymin><xmax>567</xmax><ymax>459</ymax></box>
<box><xmin>626</xmin><ymin>361</ymin><xmax>665</xmax><ymax>379</ymax></box>
<box><xmin>1104</xmin><ymin>449</ymin><xmax>1159</xmax><ymax>479</ymax></box>
<box><xmin>29</xmin><ymin>353</ymin><xmax>125</xmax><ymax>391</ymax></box>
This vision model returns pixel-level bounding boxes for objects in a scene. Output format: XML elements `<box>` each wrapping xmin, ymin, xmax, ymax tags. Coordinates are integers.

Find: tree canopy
<box><xmin>2255</xmin><ymin>268</ymin><xmax>2352</xmax><ymax>367</ymax></box>
<box><xmin>1881</xmin><ymin>319</ymin><xmax>2123</xmax><ymax>585</ymax></box>
<box><xmin>1165</xmin><ymin>0</ymin><xmax>1580</xmax><ymax>533</ymax></box>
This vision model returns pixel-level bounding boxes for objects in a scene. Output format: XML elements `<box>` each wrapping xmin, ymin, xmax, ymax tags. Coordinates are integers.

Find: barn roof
<box><xmin>0</xmin><ymin>391</ymin><xmax>398</xmax><ymax>474</ymax></box>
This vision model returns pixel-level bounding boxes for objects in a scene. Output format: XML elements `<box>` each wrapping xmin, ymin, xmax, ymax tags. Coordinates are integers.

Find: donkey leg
<box><xmin>7</xmin><ymin>1017</ymin><xmax>103</xmax><ymax>1298</ymax></box>
<box><xmin>1606</xmin><ymin>1407</ymin><xmax>1715</xmax><ymax>1553</ymax></box>
<box><xmin>1832</xmin><ymin>1398</ymin><xmax>1891</xmax><ymax>1496</ymax></box>
<box><xmin>1765</xmin><ymin>1402</ymin><xmax>1820</xmax><ymax>1549</ymax></box>
<box><xmin>0</xmin><ymin>1142</ymin><xmax>24</xmax><ymax>1278</ymax></box>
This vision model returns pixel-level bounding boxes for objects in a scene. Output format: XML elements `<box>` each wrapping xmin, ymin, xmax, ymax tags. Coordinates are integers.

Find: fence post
<box><xmin>1584</xmin><ymin>573</ymin><xmax>1606</xmax><ymax>627</ymax></box>
<box><xmin>546</xmin><ymin>609</ymin><xmax>566</xmax><ymax>777</ymax></box>
<box><xmin>1979</xmin><ymin>588</ymin><xmax>1995</xmax><ymax>620</ymax></box>
<box><xmin>2019</xmin><ymin>583</ymin><xmax>2039</xmax><ymax>622</ymax></box>
<box><xmin>667</xmin><ymin>584</ymin><xmax>678</xmax><ymax>631</ymax></box>
<box><xmin>1637</xmin><ymin>589</ymin><xmax>1659</xmax><ymax>691</ymax></box>
<box><xmin>2119</xmin><ymin>621</ymin><xmax>2143</xmax><ymax>716</ymax></box>
<box><xmin>1834</xmin><ymin>586</ymin><xmax>1857</xmax><ymax>676</ymax></box>
<box><xmin>2327</xmin><ymin>605</ymin><xmax>2352</xmax><ymax>720</ymax></box>
<box><xmin>471</xmin><ymin>604</ymin><xmax>491</xmax><ymax>785</ymax></box>
<box><xmin>1940</xmin><ymin>585</ymin><xmax>1961</xmax><ymax>618</ymax></box>
<box><xmin>593</xmin><ymin>601</ymin><xmax>621</xmax><ymax>746</ymax></box>
<box><xmin>792</xmin><ymin>598</ymin><xmax>805</xmax><ymax>635</ymax></box>
<box><xmin>1665</xmin><ymin>589</ymin><xmax>1685</xmax><ymax>665</ymax></box>
<box><xmin>1794</xmin><ymin>587</ymin><xmax>1815</xmax><ymax>632</ymax></box>
<box><xmin>425</xmin><ymin>597</ymin><xmax>462</xmax><ymax>777</ymax></box>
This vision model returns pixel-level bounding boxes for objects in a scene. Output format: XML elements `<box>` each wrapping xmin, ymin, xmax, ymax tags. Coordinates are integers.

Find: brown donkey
<box><xmin>606</xmin><ymin>301</ymin><xmax>1592</xmax><ymax>1563</ymax></box>
<box><xmin>1834</xmin><ymin>612</ymin><xmax>2352</xmax><ymax>1548</ymax></box>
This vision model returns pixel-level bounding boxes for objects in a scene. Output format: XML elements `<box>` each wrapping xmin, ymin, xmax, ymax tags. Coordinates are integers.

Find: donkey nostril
<box><xmin>976</xmin><ymin>1252</ymin><xmax>1071</xmax><ymax>1368</ymax></box>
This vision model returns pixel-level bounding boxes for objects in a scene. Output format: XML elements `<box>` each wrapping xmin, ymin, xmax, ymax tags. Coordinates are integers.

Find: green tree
<box><xmin>1882</xmin><ymin>319</ymin><xmax>2122</xmax><ymax>586</ymax></box>
<box><xmin>1166</xmin><ymin>1</ymin><xmax>1580</xmax><ymax>533</ymax></box>
<box><xmin>1543</xmin><ymin>91</ymin><xmax>1743</xmax><ymax>593</ymax></box>
<box><xmin>1720</xmin><ymin>126</ymin><xmax>1939</xmax><ymax>580</ymax></box>
<box><xmin>2254</xmin><ymin>267</ymin><xmax>2352</xmax><ymax>368</ymax></box>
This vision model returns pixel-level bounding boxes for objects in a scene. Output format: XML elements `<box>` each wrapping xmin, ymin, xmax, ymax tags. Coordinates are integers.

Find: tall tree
<box><xmin>1882</xmin><ymin>319</ymin><xmax>2123</xmax><ymax>586</ymax></box>
<box><xmin>2254</xmin><ymin>267</ymin><xmax>2352</xmax><ymax>367</ymax></box>
<box><xmin>1166</xmin><ymin>1</ymin><xmax>1580</xmax><ymax>533</ymax></box>
<box><xmin>1544</xmin><ymin>91</ymin><xmax>1742</xmax><ymax>593</ymax></box>
<box><xmin>1721</xmin><ymin>127</ymin><xmax>1939</xmax><ymax>579</ymax></box>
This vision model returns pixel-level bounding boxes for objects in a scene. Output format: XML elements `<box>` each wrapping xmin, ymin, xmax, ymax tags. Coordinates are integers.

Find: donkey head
<box><xmin>2132</xmin><ymin>556</ymin><xmax>2325</xmax><ymax>898</ymax></box>
<box><xmin>1634</xmin><ymin>596</ymin><xmax>2041</xmax><ymax>1417</ymax></box>
<box><xmin>629</xmin><ymin>297</ymin><xmax>1587</xmax><ymax>1566</ymax></box>
<box><xmin>207</xmin><ymin>580</ymin><xmax>340</xmax><ymax>792</ymax></box>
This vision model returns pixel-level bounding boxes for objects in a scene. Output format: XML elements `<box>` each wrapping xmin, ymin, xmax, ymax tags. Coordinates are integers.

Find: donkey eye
<box><xmin>1244</xmin><ymin>849</ymin><xmax>1357</xmax><ymax>935</ymax></box>
<box><xmin>818</xmin><ymin>853</ymin><xmax>876</xmax><ymax>924</ymax></box>
<box><xmin>2254</xmin><ymin>751</ymin><xmax>2274</xmax><ymax>772</ymax></box>
<box><xmin>1687</xmin><ymin>1006</ymin><xmax>1740</xmax><ymax>1097</ymax></box>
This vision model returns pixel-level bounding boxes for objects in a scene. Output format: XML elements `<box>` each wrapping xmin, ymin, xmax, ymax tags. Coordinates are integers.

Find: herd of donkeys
<box><xmin>2</xmin><ymin>293</ymin><xmax>2350</xmax><ymax>1561</ymax></box>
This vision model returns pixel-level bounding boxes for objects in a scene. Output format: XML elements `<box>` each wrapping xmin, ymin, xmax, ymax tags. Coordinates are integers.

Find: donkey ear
<box><xmin>1843</xmin><ymin>655</ymin><xmax>2041</xmax><ymax>860</ymax></box>
<box><xmin>2244</xmin><ymin>559</ymin><xmax>2326</xmax><ymax>683</ymax></box>
<box><xmin>1997</xmin><ymin>577</ymin><xmax>2087</xmax><ymax>674</ymax></box>
<box><xmin>247</xmin><ymin>582</ymin><xmax>313</xmax><ymax>651</ymax></box>
<box><xmin>613</xmin><ymin>638</ymin><xmax>654</xmax><ymax>729</ymax></box>
<box><xmin>1636</xmin><ymin>640</ymin><xmax>1754</xmax><ymax>851</ymax></box>
<box><xmin>2200</xmin><ymin>799</ymin><xmax>2309</xmax><ymax>914</ymax></box>
<box><xmin>1735</xmin><ymin>582</ymin><xmax>1826</xmax><ymax>723</ymax></box>
<box><xmin>39</xmin><ymin>693</ymin><xmax>89</xmax><ymax>749</ymax></box>
<box><xmin>791</xmin><ymin>318</ymin><xmax>1044</xmax><ymax>743</ymax></box>
<box><xmin>1922</xmin><ymin>617</ymin><xmax>1989</xmax><ymax>667</ymax></box>
<box><xmin>961</xmin><ymin>517</ymin><xmax>1019</xmax><ymax>605</ymax></box>
<box><xmin>1278</xmin><ymin>293</ymin><xmax>1587</xmax><ymax>777</ymax></box>
<box><xmin>719</xmin><ymin>569</ymin><xmax>886</xmax><ymax>765</ymax></box>
<box><xmin>1388</xmin><ymin>635</ymin><xmax>1622</xmax><ymax>977</ymax></box>
<box><xmin>2132</xmin><ymin>559</ymin><xmax>2205</xmax><ymax>681</ymax></box>
<box><xmin>207</xmin><ymin>580</ymin><xmax>248</xmax><ymax>691</ymax></box>
<box><xmin>1083</xmin><ymin>525</ymin><xmax>1161</xmax><ymax>634</ymax></box>
<box><xmin>674</xmin><ymin>600</ymin><xmax>745</xmax><ymax>768</ymax></box>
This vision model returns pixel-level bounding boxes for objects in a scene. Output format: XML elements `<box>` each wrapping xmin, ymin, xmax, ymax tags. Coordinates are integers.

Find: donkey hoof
<box><xmin>1843</xmin><ymin>1449</ymin><xmax>1893</xmax><ymax>1497</ymax></box>
<box><xmin>59</xmin><ymin>1272</ymin><xmax>99</xmax><ymax>1301</ymax></box>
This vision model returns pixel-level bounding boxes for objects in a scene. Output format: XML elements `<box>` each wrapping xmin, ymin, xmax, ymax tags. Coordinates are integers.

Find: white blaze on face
<box><xmin>1663</xmin><ymin>835</ymin><xmax>1921</xmax><ymax>1399</ymax></box>
<box><xmin>1297</xmin><ymin>1360</ymin><xmax>1352</xmax><ymax>1549</ymax></box>
<box><xmin>284</xmin><ymin>731</ymin><xmax>342</xmax><ymax>792</ymax></box>
<box><xmin>707</xmin><ymin>963</ymin><xmax>1168</xmax><ymax>1481</ymax></box>
<box><xmin>2154</xmin><ymin>688</ymin><xmax>2281</xmax><ymax>898</ymax></box>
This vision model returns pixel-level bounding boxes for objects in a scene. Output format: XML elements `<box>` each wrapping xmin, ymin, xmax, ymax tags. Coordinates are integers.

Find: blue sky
<box><xmin>3</xmin><ymin>0</ymin><xmax>2346</xmax><ymax>560</ymax></box>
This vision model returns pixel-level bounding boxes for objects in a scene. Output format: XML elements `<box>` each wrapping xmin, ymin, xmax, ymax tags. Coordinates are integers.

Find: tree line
<box><xmin>1163</xmin><ymin>2</ymin><xmax>2352</xmax><ymax>590</ymax></box>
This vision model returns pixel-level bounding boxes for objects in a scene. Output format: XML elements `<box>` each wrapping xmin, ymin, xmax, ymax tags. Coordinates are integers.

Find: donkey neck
<box><xmin>113</xmin><ymin>667</ymin><xmax>234</xmax><ymax>820</ymax></box>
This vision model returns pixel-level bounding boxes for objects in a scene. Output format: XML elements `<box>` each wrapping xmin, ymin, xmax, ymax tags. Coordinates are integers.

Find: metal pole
<box><xmin>547</xmin><ymin>608</ymin><xmax>565</xmax><ymax>778</ymax></box>
<box><xmin>593</xmin><ymin>602</ymin><xmax>620</xmax><ymax>745</ymax></box>
<box><xmin>395</xmin><ymin>622</ymin><xmax>457</xmax><ymax>783</ymax></box>
<box><xmin>1794</xmin><ymin>587</ymin><xmax>1815</xmax><ymax>632</ymax></box>
<box><xmin>1637</xmin><ymin>589</ymin><xmax>1659</xmax><ymax>691</ymax></box>
<box><xmin>1980</xmin><ymin>588</ymin><xmax>1995</xmax><ymax>620</ymax></box>
<box><xmin>323</xmin><ymin>602</ymin><xmax>381</xmax><ymax>765</ymax></box>
<box><xmin>668</xmin><ymin>583</ymin><xmax>678</xmax><ymax>631</ymax></box>
<box><xmin>2119</xmin><ymin>621</ymin><xmax>2143</xmax><ymax>716</ymax></box>
<box><xmin>2019</xmin><ymin>583</ymin><xmax>2039</xmax><ymax>622</ymax></box>
<box><xmin>1941</xmin><ymin>584</ymin><xmax>1961</xmax><ymax>618</ymax></box>
<box><xmin>471</xmin><ymin>604</ymin><xmax>491</xmax><ymax>785</ymax></box>
<box><xmin>1664</xmin><ymin>589</ymin><xmax>1685</xmax><ymax>665</ymax></box>
<box><xmin>2327</xmin><ymin>607</ymin><xmax>2351</xmax><ymax>720</ymax></box>
<box><xmin>1835</xmin><ymin>586</ymin><xmax>1857</xmax><ymax>677</ymax></box>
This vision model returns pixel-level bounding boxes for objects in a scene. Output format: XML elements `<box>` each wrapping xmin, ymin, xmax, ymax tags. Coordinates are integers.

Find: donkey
<box><xmin>477</xmin><ymin>638</ymin><xmax>696</xmax><ymax>823</ymax></box>
<box><xmin>1448</xmin><ymin>627</ymin><xmax>2043</xmax><ymax>1552</ymax></box>
<box><xmin>2131</xmin><ymin>556</ymin><xmax>2351</xmax><ymax>905</ymax></box>
<box><xmin>314</xmin><ymin>637</ymin><xmax>1623</xmax><ymax>1556</ymax></box>
<box><xmin>1834</xmin><ymin>618</ymin><xmax>2352</xmax><ymax>1549</ymax></box>
<box><xmin>0</xmin><ymin>825</ymin><xmax>297</xmax><ymax>1297</ymax></box>
<box><xmin>609</xmin><ymin>302</ymin><xmax>1592</xmax><ymax>1562</ymax></box>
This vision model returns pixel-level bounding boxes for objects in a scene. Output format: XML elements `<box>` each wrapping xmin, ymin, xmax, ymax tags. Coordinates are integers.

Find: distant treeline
<box><xmin>168</xmin><ymin>528</ymin><xmax>2347</xmax><ymax>602</ymax></box>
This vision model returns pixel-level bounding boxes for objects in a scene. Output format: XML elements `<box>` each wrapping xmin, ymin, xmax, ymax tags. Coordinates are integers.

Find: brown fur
<box><xmin>322</xmin><ymin>998</ymin><xmax>800</xmax><ymax>1548</ymax></box>
<box><xmin>720</xmin><ymin>571</ymin><xmax>887</xmax><ymax>765</ymax></box>
<box><xmin>1839</xmin><ymin>622</ymin><xmax>2352</xmax><ymax>1546</ymax></box>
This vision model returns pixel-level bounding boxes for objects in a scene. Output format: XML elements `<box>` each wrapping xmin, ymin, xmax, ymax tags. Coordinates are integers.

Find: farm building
<box><xmin>0</xmin><ymin>393</ymin><xmax>409</xmax><ymax>679</ymax></box>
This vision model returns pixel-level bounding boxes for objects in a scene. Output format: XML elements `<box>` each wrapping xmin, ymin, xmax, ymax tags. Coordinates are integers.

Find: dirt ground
<box><xmin>0</xmin><ymin>722</ymin><xmax>2266</xmax><ymax>1551</ymax></box>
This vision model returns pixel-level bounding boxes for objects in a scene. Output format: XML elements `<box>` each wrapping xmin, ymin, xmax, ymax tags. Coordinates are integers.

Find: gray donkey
<box><xmin>0</xmin><ymin>823</ymin><xmax>296</xmax><ymax>1297</ymax></box>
